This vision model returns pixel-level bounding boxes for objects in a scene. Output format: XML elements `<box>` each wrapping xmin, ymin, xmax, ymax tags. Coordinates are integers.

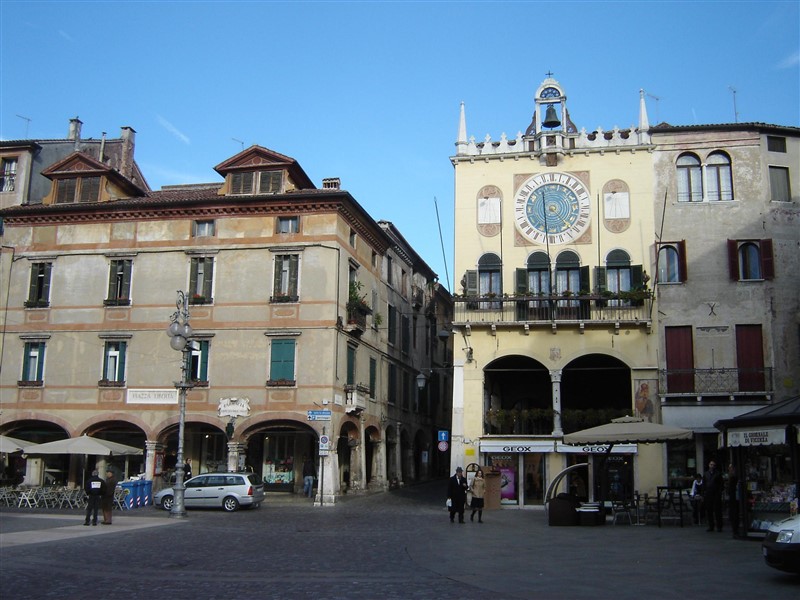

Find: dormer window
<box><xmin>230</xmin><ymin>170</ymin><xmax>283</xmax><ymax>195</ymax></box>
<box><xmin>55</xmin><ymin>176</ymin><xmax>101</xmax><ymax>203</ymax></box>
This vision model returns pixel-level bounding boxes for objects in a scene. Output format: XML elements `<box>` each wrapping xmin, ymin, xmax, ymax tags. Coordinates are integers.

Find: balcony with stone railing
<box><xmin>659</xmin><ymin>368</ymin><xmax>773</xmax><ymax>402</ymax></box>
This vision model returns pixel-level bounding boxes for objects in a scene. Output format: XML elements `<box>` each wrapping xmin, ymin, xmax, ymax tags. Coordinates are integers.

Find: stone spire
<box><xmin>639</xmin><ymin>89</ymin><xmax>650</xmax><ymax>131</ymax></box>
<box><xmin>455</xmin><ymin>101</ymin><xmax>468</xmax><ymax>155</ymax></box>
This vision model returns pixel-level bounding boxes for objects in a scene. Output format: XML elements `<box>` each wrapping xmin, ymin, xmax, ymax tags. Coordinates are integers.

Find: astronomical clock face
<box><xmin>514</xmin><ymin>173</ymin><xmax>591</xmax><ymax>244</ymax></box>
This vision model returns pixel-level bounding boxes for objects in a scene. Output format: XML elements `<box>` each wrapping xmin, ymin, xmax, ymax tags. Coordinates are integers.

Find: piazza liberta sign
<box><xmin>727</xmin><ymin>426</ymin><xmax>786</xmax><ymax>447</ymax></box>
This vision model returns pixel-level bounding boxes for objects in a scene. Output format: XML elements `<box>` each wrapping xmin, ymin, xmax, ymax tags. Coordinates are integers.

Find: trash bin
<box><xmin>141</xmin><ymin>480</ymin><xmax>153</xmax><ymax>506</ymax></box>
<box><xmin>133</xmin><ymin>480</ymin><xmax>143</xmax><ymax>507</ymax></box>
<box><xmin>120</xmin><ymin>481</ymin><xmax>136</xmax><ymax>509</ymax></box>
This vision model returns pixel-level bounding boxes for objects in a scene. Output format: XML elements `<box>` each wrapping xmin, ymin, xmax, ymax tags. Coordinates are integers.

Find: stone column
<box><xmin>550</xmin><ymin>369</ymin><xmax>564</xmax><ymax>436</ymax></box>
<box><xmin>394</xmin><ymin>422</ymin><xmax>404</xmax><ymax>486</ymax></box>
<box><xmin>316</xmin><ymin>450</ymin><xmax>338</xmax><ymax>506</ymax></box>
<box><xmin>144</xmin><ymin>440</ymin><xmax>161</xmax><ymax>483</ymax></box>
<box><xmin>450</xmin><ymin>358</ymin><xmax>466</xmax><ymax>474</ymax></box>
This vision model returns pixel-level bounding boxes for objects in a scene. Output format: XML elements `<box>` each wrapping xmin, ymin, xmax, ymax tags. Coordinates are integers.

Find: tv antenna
<box><xmin>728</xmin><ymin>86</ymin><xmax>739</xmax><ymax>123</ymax></box>
<box><xmin>232</xmin><ymin>137</ymin><xmax>244</xmax><ymax>151</ymax></box>
<box><xmin>646</xmin><ymin>93</ymin><xmax>661</xmax><ymax>124</ymax></box>
<box><xmin>16</xmin><ymin>114</ymin><xmax>32</xmax><ymax>138</ymax></box>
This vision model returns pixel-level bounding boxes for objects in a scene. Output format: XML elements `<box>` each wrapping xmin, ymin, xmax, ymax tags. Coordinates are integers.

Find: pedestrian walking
<box><xmin>469</xmin><ymin>469</ymin><xmax>486</xmax><ymax>523</ymax></box>
<box><xmin>703</xmin><ymin>460</ymin><xmax>723</xmax><ymax>532</ymax></box>
<box><xmin>302</xmin><ymin>456</ymin><xmax>315</xmax><ymax>498</ymax></box>
<box><xmin>447</xmin><ymin>467</ymin><xmax>468</xmax><ymax>524</ymax></box>
<box><xmin>101</xmin><ymin>468</ymin><xmax>117</xmax><ymax>525</ymax></box>
<box><xmin>84</xmin><ymin>470</ymin><xmax>105</xmax><ymax>526</ymax></box>
<box><xmin>184</xmin><ymin>458</ymin><xmax>192</xmax><ymax>481</ymax></box>
<box><xmin>689</xmin><ymin>472</ymin><xmax>704</xmax><ymax>525</ymax></box>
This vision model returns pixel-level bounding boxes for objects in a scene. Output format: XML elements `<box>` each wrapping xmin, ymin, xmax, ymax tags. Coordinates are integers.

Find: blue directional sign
<box><xmin>307</xmin><ymin>410</ymin><xmax>332</xmax><ymax>421</ymax></box>
<box><xmin>438</xmin><ymin>430</ymin><xmax>449</xmax><ymax>442</ymax></box>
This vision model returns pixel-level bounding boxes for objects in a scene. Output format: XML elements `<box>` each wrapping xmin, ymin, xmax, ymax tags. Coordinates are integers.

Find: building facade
<box><xmin>449</xmin><ymin>76</ymin><xmax>800</xmax><ymax>507</ymax></box>
<box><xmin>0</xmin><ymin>123</ymin><xmax>452</xmax><ymax>502</ymax></box>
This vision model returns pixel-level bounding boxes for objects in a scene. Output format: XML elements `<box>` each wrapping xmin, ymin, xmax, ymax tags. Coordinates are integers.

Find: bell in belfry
<box><xmin>542</xmin><ymin>104</ymin><xmax>561</xmax><ymax>128</ymax></box>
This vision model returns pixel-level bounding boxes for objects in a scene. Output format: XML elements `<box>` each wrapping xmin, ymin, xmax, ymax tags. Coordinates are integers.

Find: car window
<box><xmin>187</xmin><ymin>476</ymin><xmax>206</xmax><ymax>487</ymax></box>
<box><xmin>226</xmin><ymin>476</ymin><xmax>241</xmax><ymax>485</ymax></box>
<box><xmin>207</xmin><ymin>476</ymin><xmax>226</xmax><ymax>486</ymax></box>
<box><xmin>246</xmin><ymin>474</ymin><xmax>261</xmax><ymax>486</ymax></box>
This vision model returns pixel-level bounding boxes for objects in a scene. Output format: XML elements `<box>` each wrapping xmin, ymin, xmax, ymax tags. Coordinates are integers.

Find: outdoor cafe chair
<box><xmin>16</xmin><ymin>487</ymin><xmax>39</xmax><ymax>508</ymax></box>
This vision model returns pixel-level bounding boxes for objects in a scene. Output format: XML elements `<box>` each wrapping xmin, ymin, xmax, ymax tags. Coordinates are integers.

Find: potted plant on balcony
<box><xmin>347</xmin><ymin>280</ymin><xmax>371</xmax><ymax>325</ymax></box>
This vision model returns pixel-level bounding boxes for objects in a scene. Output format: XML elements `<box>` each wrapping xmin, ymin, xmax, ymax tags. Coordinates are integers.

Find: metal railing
<box><xmin>658</xmin><ymin>368</ymin><xmax>773</xmax><ymax>396</ymax></box>
<box><xmin>453</xmin><ymin>294</ymin><xmax>652</xmax><ymax>326</ymax></box>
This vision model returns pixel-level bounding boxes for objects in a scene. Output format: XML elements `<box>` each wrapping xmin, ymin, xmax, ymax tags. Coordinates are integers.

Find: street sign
<box><xmin>307</xmin><ymin>410</ymin><xmax>332</xmax><ymax>421</ymax></box>
<box><xmin>438</xmin><ymin>430</ymin><xmax>449</xmax><ymax>442</ymax></box>
<box><xmin>319</xmin><ymin>434</ymin><xmax>330</xmax><ymax>452</ymax></box>
<box><xmin>437</xmin><ymin>440</ymin><xmax>449</xmax><ymax>452</ymax></box>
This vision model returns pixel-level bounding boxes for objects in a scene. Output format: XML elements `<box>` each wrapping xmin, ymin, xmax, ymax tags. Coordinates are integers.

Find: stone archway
<box><xmin>0</xmin><ymin>419</ymin><xmax>69</xmax><ymax>487</ymax></box>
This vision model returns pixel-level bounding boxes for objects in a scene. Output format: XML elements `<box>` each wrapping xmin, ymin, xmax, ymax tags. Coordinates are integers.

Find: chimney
<box><xmin>120</xmin><ymin>126</ymin><xmax>136</xmax><ymax>179</ymax></box>
<box><xmin>68</xmin><ymin>117</ymin><xmax>83</xmax><ymax>142</ymax></box>
<box><xmin>322</xmin><ymin>177</ymin><xmax>341</xmax><ymax>190</ymax></box>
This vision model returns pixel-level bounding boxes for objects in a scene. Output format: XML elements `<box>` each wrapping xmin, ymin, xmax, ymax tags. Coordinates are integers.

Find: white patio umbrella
<box><xmin>21</xmin><ymin>434</ymin><xmax>142</xmax><ymax>456</ymax></box>
<box><xmin>0</xmin><ymin>434</ymin><xmax>34</xmax><ymax>454</ymax></box>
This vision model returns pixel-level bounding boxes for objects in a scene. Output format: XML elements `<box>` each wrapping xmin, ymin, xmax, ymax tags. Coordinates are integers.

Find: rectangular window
<box><xmin>276</xmin><ymin>216</ymin><xmax>299</xmax><ymax>234</ymax></box>
<box><xmin>21</xmin><ymin>341</ymin><xmax>45</xmax><ymax>383</ymax></box>
<box><xmin>349</xmin><ymin>229</ymin><xmax>357</xmax><ymax>248</ymax></box>
<box><xmin>55</xmin><ymin>177</ymin><xmax>100</xmax><ymax>203</ymax></box>
<box><xmin>388</xmin><ymin>363</ymin><xmax>397</xmax><ymax>405</ymax></box>
<box><xmin>230</xmin><ymin>172</ymin><xmax>254</xmax><ymax>195</ymax></box>
<box><xmin>369</xmin><ymin>357</ymin><xmax>377</xmax><ymax>398</ymax></box>
<box><xmin>388</xmin><ymin>305</ymin><xmax>397</xmax><ymax>345</ymax></box>
<box><xmin>26</xmin><ymin>262</ymin><xmax>52</xmax><ymax>307</ymax></box>
<box><xmin>736</xmin><ymin>324</ymin><xmax>765</xmax><ymax>392</ymax></box>
<box><xmin>767</xmin><ymin>136</ymin><xmax>787</xmax><ymax>153</ymax></box>
<box><xmin>272</xmin><ymin>254</ymin><xmax>299</xmax><ymax>301</ymax></box>
<box><xmin>190</xmin><ymin>340</ymin><xmax>210</xmax><ymax>383</ymax></box>
<box><xmin>346</xmin><ymin>345</ymin><xmax>356</xmax><ymax>386</ymax></box>
<box><xmin>106</xmin><ymin>259</ymin><xmax>132</xmax><ymax>305</ymax></box>
<box><xmin>259</xmin><ymin>171</ymin><xmax>282</xmax><ymax>194</ymax></box>
<box><xmin>1</xmin><ymin>158</ymin><xmax>17</xmax><ymax>192</ymax></box>
<box><xmin>386</xmin><ymin>256</ymin><xmax>393</xmax><ymax>286</ymax></box>
<box><xmin>78</xmin><ymin>177</ymin><xmax>101</xmax><ymax>203</ymax></box>
<box><xmin>102</xmin><ymin>341</ymin><xmax>127</xmax><ymax>383</ymax></box>
<box><xmin>769</xmin><ymin>166</ymin><xmax>791</xmax><ymax>202</ymax></box>
<box><xmin>269</xmin><ymin>339</ymin><xmax>295</xmax><ymax>383</ymax></box>
<box><xmin>192</xmin><ymin>220</ymin><xmax>215</xmax><ymax>237</ymax></box>
<box><xmin>189</xmin><ymin>257</ymin><xmax>214</xmax><ymax>303</ymax></box>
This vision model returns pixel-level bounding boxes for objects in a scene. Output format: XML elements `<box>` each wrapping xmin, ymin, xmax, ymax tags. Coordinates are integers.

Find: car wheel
<box><xmin>222</xmin><ymin>496</ymin><xmax>239</xmax><ymax>512</ymax></box>
<box><xmin>160</xmin><ymin>495</ymin><xmax>174</xmax><ymax>511</ymax></box>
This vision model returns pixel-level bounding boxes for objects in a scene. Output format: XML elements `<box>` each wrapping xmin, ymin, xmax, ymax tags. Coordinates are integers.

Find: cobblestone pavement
<box><xmin>1</xmin><ymin>480</ymin><xmax>798</xmax><ymax>599</ymax></box>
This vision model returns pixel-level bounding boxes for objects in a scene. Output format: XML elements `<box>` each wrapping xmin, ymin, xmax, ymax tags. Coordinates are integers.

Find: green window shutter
<box><xmin>107</xmin><ymin>262</ymin><xmax>117</xmax><ymax>299</ymax></box>
<box><xmin>516</xmin><ymin>268</ymin><xmax>528</xmax><ymax>294</ymax></box>
<box><xmin>203</xmin><ymin>259</ymin><xmax>214</xmax><ymax>298</ymax></box>
<box><xmin>631</xmin><ymin>265</ymin><xmax>644</xmax><ymax>289</ymax></box>
<box><xmin>271</xmin><ymin>339</ymin><xmax>295</xmax><ymax>381</ymax></box>
<box><xmin>579</xmin><ymin>266</ymin><xmax>590</xmax><ymax>292</ymax></box>
<box><xmin>121</xmin><ymin>261</ymin><xmax>132</xmax><ymax>298</ymax></box>
<box><xmin>273</xmin><ymin>256</ymin><xmax>284</xmax><ymax>295</ymax></box>
<box><xmin>28</xmin><ymin>264</ymin><xmax>39</xmax><ymax>303</ymax></box>
<box><xmin>369</xmin><ymin>357</ymin><xmax>377</xmax><ymax>397</ymax></box>
<box><xmin>346</xmin><ymin>345</ymin><xmax>356</xmax><ymax>385</ymax></box>
<box><xmin>594</xmin><ymin>267</ymin><xmax>606</xmax><ymax>294</ymax></box>
<box><xmin>189</xmin><ymin>258</ymin><xmax>199</xmax><ymax>295</ymax></box>
<box><xmin>36</xmin><ymin>342</ymin><xmax>45</xmax><ymax>380</ymax></box>
<box><xmin>40</xmin><ymin>263</ymin><xmax>52</xmax><ymax>303</ymax></box>
<box><xmin>465</xmin><ymin>270</ymin><xmax>478</xmax><ymax>296</ymax></box>
<box><xmin>199</xmin><ymin>340</ymin><xmax>209</xmax><ymax>380</ymax></box>
<box><xmin>288</xmin><ymin>255</ymin><xmax>299</xmax><ymax>296</ymax></box>
<box><xmin>118</xmin><ymin>342</ymin><xmax>127</xmax><ymax>381</ymax></box>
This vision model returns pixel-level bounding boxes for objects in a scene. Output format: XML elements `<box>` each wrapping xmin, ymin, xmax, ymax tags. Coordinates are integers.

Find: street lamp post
<box><xmin>166</xmin><ymin>290</ymin><xmax>193</xmax><ymax>519</ymax></box>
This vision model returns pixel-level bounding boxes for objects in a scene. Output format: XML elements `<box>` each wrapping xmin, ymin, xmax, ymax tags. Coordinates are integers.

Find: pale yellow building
<box><xmin>450</xmin><ymin>77</ymin><xmax>662</xmax><ymax>506</ymax></box>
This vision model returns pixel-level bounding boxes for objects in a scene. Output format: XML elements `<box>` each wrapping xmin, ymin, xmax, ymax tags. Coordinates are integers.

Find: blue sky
<box><xmin>2</xmin><ymin>1</ymin><xmax>798</xmax><ymax>290</ymax></box>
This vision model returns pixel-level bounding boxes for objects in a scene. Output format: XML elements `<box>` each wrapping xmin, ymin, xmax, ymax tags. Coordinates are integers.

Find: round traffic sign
<box><xmin>437</xmin><ymin>440</ymin><xmax>449</xmax><ymax>452</ymax></box>
<box><xmin>320</xmin><ymin>435</ymin><xmax>330</xmax><ymax>445</ymax></box>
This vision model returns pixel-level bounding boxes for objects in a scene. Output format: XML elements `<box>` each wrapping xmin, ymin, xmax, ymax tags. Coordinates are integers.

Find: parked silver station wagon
<box><xmin>155</xmin><ymin>472</ymin><xmax>265</xmax><ymax>512</ymax></box>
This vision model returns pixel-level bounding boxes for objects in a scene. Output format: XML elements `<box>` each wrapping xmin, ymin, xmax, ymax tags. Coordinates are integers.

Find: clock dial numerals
<box><xmin>514</xmin><ymin>173</ymin><xmax>591</xmax><ymax>244</ymax></box>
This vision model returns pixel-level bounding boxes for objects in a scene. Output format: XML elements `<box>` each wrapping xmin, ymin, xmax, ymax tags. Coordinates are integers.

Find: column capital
<box><xmin>549</xmin><ymin>369</ymin><xmax>563</xmax><ymax>382</ymax></box>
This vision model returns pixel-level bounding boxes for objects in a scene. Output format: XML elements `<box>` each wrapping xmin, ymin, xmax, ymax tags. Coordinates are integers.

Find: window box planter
<box><xmin>266</xmin><ymin>379</ymin><xmax>296</xmax><ymax>387</ymax></box>
<box><xmin>269</xmin><ymin>294</ymin><xmax>299</xmax><ymax>303</ymax></box>
<box><xmin>98</xmin><ymin>380</ymin><xmax>126</xmax><ymax>388</ymax></box>
<box><xmin>23</xmin><ymin>300</ymin><xmax>49</xmax><ymax>308</ymax></box>
<box><xmin>189</xmin><ymin>296</ymin><xmax>212</xmax><ymax>305</ymax></box>
<box><xmin>17</xmin><ymin>380</ymin><xmax>43</xmax><ymax>387</ymax></box>
<box><xmin>103</xmin><ymin>298</ymin><xmax>131</xmax><ymax>307</ymax></box>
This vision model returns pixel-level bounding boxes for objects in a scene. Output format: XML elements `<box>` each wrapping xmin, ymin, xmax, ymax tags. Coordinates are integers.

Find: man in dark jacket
<box><xmin>101</xmin><ymin>468</ymin><xmax>117</xmax><ymax>525</ymax></box>
<box><xmin>703</xmin><ymin>460</ymin><xmax>724</xmax><ymax>532</ymax></box>
<box><xmin>84</xmin><ymin>470</ymin><xmax>105</xmax><ymax>526</ymax></box>
<box><xmin>447</xmin><ymin>467</ymin><xmax>469</xmax><ymax>524</ymax></box>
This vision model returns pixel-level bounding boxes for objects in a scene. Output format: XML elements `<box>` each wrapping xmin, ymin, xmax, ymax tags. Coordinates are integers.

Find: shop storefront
<box><xmin>715</xmin><ymin>396</ymin><xmax>800</xmax><ymax>537</ymax></box>
<box><xmin>479</xmin><ymin>439</ymin><xmax>637</xmax><ymax>506</ymax></box>
<box><xmin>245</xmin><ymin>424</ymin><xmax>317</xmax><ymax>493</ymax></box>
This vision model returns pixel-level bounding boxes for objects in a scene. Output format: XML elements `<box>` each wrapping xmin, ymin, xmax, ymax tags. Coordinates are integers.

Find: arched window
<box><xmin>677</xmin><ymin>153</ymin><xmax>702</xmax><ymax>202</ymax></box>
<box><xmin>526</xmin><ymin>252</ymin><xmax>551</xmax><ymax>295</ymax></box>
<box><xmin>478</xmin><ymin>253</ymin><xmax>502</xmax><ymax>308</ymax></box>
<box><xmin>657</xmin><ymin>245</ymin><xmax>682</xmax><ymax>283</ymax></box>
<box><xmin>555</xmin><ymin>251</ymin><xmax>581</xmax><ymax>295</ymax></box>
<box><xmin>738</xmin><ymin>242</ymin><xmax>762</xmax><ymax>280</ymax></box>
<box><xmin>706</xmin><ymin>152</ymin><xmax>733</xmax><ymax>201</ymax></box>
<box><xmin>605</xmin><ymin>249</ymin><xmax>632</xmax><ymax>294</ymax></box>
